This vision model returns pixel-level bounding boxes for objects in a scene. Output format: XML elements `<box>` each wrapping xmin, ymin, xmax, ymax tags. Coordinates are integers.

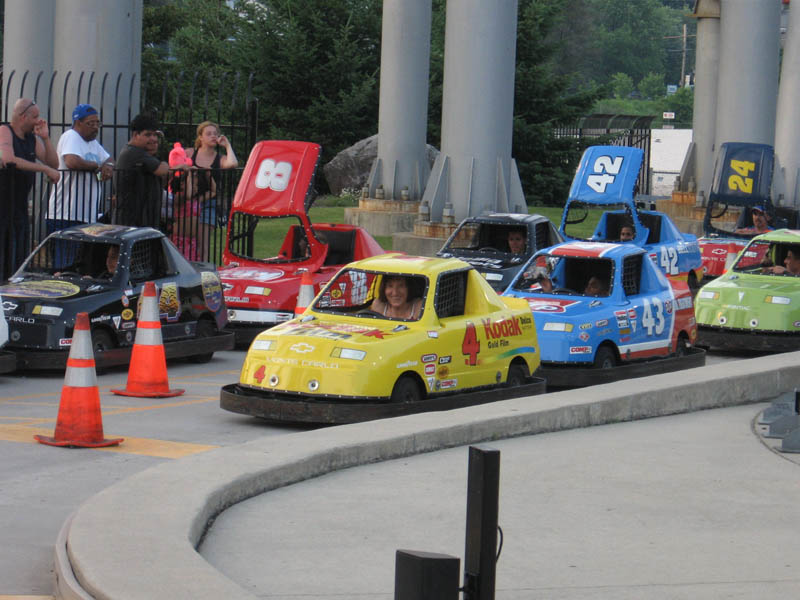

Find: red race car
<box><xmin>220</xmin><ymin>140</ymin><xmax>385</xmax><ymax>345</ymax></box>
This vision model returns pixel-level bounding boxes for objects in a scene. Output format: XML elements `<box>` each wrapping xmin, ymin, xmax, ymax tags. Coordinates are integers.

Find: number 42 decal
<box><xmin>587</xmin><ymin>155</ymin><xmax>624</xmax><ymax>193</ymax></box>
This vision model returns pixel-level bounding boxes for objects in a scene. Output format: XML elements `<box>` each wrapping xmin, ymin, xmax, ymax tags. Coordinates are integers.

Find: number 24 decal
<box><xmin>587</xmin><ymin>155</ymin><xmax>623</xmax><ymax>193</ymax></box>
<box><xmin>728</xmin><ymin>159</ymin><xmax>755</xmax><ymax>194</ymax></box>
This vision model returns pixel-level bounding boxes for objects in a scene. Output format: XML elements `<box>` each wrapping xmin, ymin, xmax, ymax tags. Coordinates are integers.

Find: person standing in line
<box><xmin>48</xmin><ymin>104</ymin><xmax>113</xmax><ymax>232</ymax></box>
<box><xmin>0</xmin><ymin>98</ymin><xmax>60</xmax><ymax>280</ymax></box>
<box><xmin>187</xmin><ymin>121</ymin><xmax>238</xmax><ymax>260</ymax></box>
<box><xmin>113</xmin><ymin>114</ymin><xmax>173</xmax><ymax>229</ymax></box>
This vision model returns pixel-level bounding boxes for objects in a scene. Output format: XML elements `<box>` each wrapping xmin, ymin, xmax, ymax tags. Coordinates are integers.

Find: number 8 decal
<box><xmin>255</xmin><ymin>158</ymin><xmax>292</xmax><ymax>191</ymax></box>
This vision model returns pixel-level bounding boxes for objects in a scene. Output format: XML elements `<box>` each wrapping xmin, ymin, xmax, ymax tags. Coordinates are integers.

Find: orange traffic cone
<box><xmin>111</xmin><ymin>281</ymin><xmax>185</xmax><ymax>398</ymax></box>
<box><xmin>35</xmin><ymin>313</ymin><xmax>123</xmax><ymax>448</ymax></box>
<box><xmin>295</xmin><ymin>269</ymin><xmax>315</xmax><ymax>316</ymax></box>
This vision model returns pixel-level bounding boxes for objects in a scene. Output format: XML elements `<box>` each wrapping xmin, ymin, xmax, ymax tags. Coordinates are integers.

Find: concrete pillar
<box><xmin>423</xmin><ymin>0</ymin><xmax>525</xmax><ymax>221</ymax></box>
<box><xmin>367</xmin><ymin>0</ymin><xmax>432</xmax><ymax>201</ymax></box>
<box><xmin>2</xmin><ymin>0</ymin><xmax>55</xmax><ymax>119</ymax></box>
<box><xmin>714</xmin><ymin>0</ymin><xmax>780</xmax><ymax>166</ymax></box>
<box><xmin>52</xmin><ymin>0</ymin><xmax>142</xmax><ymax>148</ymax></box>
<box><xmin>691</xmin><ymin>0</ymin><xmax>720</xmax><ymax>201</ymax></box>
<box><xmin>774</xmin><ymin>0</ymin><xmax>800</xmax><ymax>207</ymax></box>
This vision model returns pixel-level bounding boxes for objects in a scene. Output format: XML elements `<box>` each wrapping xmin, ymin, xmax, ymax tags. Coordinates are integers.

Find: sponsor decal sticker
<box><xmin>439</xmin><ymin>378</ymin><xmax>458</xmax><ymax>389</ymax></box>
<box><xmin>427</xmin><ymin>330</ymin><xmax>439</xmax><ymax>338</ymax></box>
<box><xmin>438</xmin><ymin>365</ymin><xmax>449</xmax><ymax>377</ymax></box>
<box><xmin>569</xmin><ymin>346</ymin><xmax>592</xmax><ymax>354</ymax></box>
<box><xmin>122</xmin><ymin>322</ymin><xmax>136</xmax><ymax>330</ymax></box>
<box><xmin>289</xmin><ymin>342</ymin><xmax>315</xmax><ymax>354</ymax></box>
<box><xmin>0</xmin><ymin>280</ymin><xmax>80</xmax><ymax>299</ymax></box>
<box><xmin>579</xmin><ymin>322</ymin><xmax>592</xmax><ymax>330</ymax></box>
<box><xmin>113</xmin><ymin>316</ymin><xmax>121</xmax><ymax>329</ymax></box>
<box><xmin>595</xmin><ymin>319</ymin><xmax>608</xmax><ymax>327</ymax></box>
<box><xmin>579</xmin><ymin>332</ymin><xmax>590</xmax><ymax>341</ymax></box>
<box><xmin>396</xmin><ymin>360</ymin><xmax>418</xmax><ymax>368</ymax></box>
<box><xmin>159</xmin><ymin>282</ymin><xmax>181</xmax><ymax>322</ymax></box>
<box><xmin>201</xmin><ymin>272</ymin><xmax>223</xmax><ymax>312</ymax></box>
<box><xmin>438</xmin><ymin>355</ymin><xmax>452</xmax><ymax>364</ymax></box>
<box><xmin>58</xmin><ymin>338</ymin><xmax>72</xmax><ymax>347</ymax></box>
<box><xmin>424</xmin><ymin>364</ymin><xmax>436</xmax><ymax>375</ymax></box>
<box><xmin>121</xmin><ymin>309</ymin><xmax>134</xmax><ymax>320</ymax></box>
<box><xmin>224</xmin><ymin>268</ymin><xmax>284</xmax><ymax>282</ymax></box>
<box><xmin>676</xmin><ymin>296</ymin><xmax>693</xmax><ymax>310</ymax></box>
<box><xmin>422</xmin><ymin>353</ymin><xmax>438</xmax><ymax>363</ymax></box>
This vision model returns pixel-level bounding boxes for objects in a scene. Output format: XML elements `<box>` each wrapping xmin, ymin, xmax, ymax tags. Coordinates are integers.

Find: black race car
<box><xmin>1</xmin><ymin>224</ymin><xmax>234</xmax><ymax>369</ymax></box>
<box><xmin>436</xmin><ymin>213</ymin><xmax>563</xmax><ymax>292</ymax></box>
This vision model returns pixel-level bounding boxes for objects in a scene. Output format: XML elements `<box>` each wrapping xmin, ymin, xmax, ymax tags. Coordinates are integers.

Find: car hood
<box><xmin>265</xmin><ymin>316</ymin><xmax>415</xmax><ymax>348</ymax></box>
<box><xmin>695</xmin><ymin>273</ymin><xmax>800</xmax><ymax>330</ymax></box>
<box><xmin>0</xmin><ymin>278</ymin><xmax>116</xmax><ymax>310</ymax></box>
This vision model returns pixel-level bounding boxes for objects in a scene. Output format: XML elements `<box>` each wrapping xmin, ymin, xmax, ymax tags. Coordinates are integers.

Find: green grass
<box><xmin>244</xmin><ymin>200</ymin><xmax>603</xmax><ymax>258</ymax></box>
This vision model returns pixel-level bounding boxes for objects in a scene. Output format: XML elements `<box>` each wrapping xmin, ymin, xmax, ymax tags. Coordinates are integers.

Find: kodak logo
<box><xmin>481</xmin><ymin>317</ymin><xmax>522</xmax><ymax>339</ymax></box>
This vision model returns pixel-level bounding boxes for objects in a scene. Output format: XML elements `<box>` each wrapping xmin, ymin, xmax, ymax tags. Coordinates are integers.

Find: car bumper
<box><xmin>220</xmin><ymin>377</ymin><xmax>546</xmax><ymax>425</ymax></box>
<box><xmin>696</xmin><ymin>326</ymin><xmax>800</xmax><ymax>352</ymax></box>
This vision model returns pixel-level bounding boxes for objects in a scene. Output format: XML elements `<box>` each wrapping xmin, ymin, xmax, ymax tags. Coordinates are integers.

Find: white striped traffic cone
<box><xmin>295</xmin><ymin>270</ymin><xmax>315</xmax><ymax>316</ymax></box>
<box><xmin>111</xmin><ymin>281</ymin><xmax>184</xmax><ymax>398</ymax></box>
<box><xmin>34</xmin><ymin>312</ymin><xmax>123</xmax><ymax>448</ymax></box>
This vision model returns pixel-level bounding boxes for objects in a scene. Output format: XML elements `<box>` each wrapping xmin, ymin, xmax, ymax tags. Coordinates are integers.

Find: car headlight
<box><xmin>251</xmin><ymin>339</ymin><xmax>275</xmax><ymax>351</ymax></box>
<box><xmin>245</xmin><ymin>285</ymin><xmax>271</xmax><ymax>296</ymax></box>
<box><xmin>331</xmin><ymin>347</ymin><xmax>366</xmax><ymax>361</ymax></box>
<box><xmin>33</xmin><ymin>305</ymin><xmax>62</xmax><ymax>316</ymax></box>
<box><xmin>698</xmin><ymin>290</ymin><xmax>719</xmax><ymax>300</ymax></box>
<box><xmin>542</xmin><ymin>322</ymin><xmax>573</xmax><ymax>332</ymax></box>
<box><xmin>765</xmin><ymin>295</ymin><xmax>791</xmax><ymax>305</ymax></box>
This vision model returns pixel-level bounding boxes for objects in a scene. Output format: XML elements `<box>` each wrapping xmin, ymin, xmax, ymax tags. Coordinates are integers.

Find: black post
<box><xmin>394</xmin><ymin>550</ymin><xmax>460</xmax><ymax>600</ymax></box>
<box><xmin>462</xmin><ymin>445</ymin><xmax>500</xmax><ymax>600</ymax></box>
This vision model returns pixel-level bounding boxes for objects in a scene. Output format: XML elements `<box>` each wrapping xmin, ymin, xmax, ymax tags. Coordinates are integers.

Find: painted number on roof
<box><xmin>255</xmin><ymin>159</ymin><xmax>292</xmax><ymax>191</ymax></box>
<box><xmin>587</xmin><ymin>155</ymin><xmax>623</xmax><ymax>193</ymax></box>
<box><xmin>727</xmin><ymin>159</ymin><xmax>755</xmax><ymax>194</ymax></box>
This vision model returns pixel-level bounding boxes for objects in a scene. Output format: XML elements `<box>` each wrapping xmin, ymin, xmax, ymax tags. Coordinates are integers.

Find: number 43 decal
<box><xmin>587</xmin><ymin>155</ymin><xmax>624</xmax><ymax>193</ymax></box>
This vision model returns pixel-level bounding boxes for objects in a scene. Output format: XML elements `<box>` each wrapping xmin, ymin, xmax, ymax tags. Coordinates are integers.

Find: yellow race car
<box><xmin>221</xmin><ymin>254</ymin><xmax>542</xmax><ymax>424</ymax></box>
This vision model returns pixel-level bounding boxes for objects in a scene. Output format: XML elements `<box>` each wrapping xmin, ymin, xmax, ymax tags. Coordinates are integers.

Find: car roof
<box><xmin>541</xmin><ymin>240</ymin><xmax>645</xmax><ymax>260</ymax></box>
<box><xmin>749</xmin><ymin>228</ymin><xmax>800</xmax><ymax>243</ymax></box>
<box><xmin>49</xmin><ymin>224</ymin><xmax>164</xmax><ymax>244</ymax></box>
<box><xmin>457</xmin><ymin>213</ymin><xmax>550</xmax><ymax>225</ymax></box>
<box><xmin>346</xmin><ymin>253</ymin><xmax>471</xmax><ymax>276</ymax></box>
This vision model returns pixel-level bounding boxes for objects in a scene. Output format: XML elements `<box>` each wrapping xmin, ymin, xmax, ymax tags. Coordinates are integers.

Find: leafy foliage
<box><xmin>611</xmin><ymin>73</ymin><xmax>634</xmax><ymax>99</ymax></box>
<box><xmin>638</xmin><ymin>72</ymin><xmax>665</xmax><ymax>100</ymax></box>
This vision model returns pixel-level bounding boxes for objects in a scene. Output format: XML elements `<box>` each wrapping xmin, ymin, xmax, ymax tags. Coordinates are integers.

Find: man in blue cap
<box><xmin>47</xmin><ymin>104</ymin><xmax>114</xmax><ymax>238</ymax></box>
<box><xmin>735</xmin><ymin>204</ymin><xmax>773</xmax><ymax>235</ymax></box>
<box><xmin>45</xmin><ymin>103</ymin><xmax>114</xmax><ymax>267</ymax></box>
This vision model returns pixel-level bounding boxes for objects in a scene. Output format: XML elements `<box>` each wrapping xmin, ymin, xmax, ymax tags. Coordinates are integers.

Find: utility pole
<box><xmin>680</xmin><ymin>23</ymin><xmax>687</xmax><ymax>86</ymax></box>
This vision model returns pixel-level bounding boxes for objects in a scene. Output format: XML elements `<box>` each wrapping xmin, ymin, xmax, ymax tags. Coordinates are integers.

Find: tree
<box><xmin>610</xmin><ymin>72</ymin><xmax>634</xmax><ymax>99</ymax></box>
<box><xmin>664</xmin><ymin>85</ymin><xmax>693</xmax><ymax>125</ymax></box>
<box><xmin>638</xmin><ymin>72</ymin><xmax>665</xmax><ymax>100</ymax></box>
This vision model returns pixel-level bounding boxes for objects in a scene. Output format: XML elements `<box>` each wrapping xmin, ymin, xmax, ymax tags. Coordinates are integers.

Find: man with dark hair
<box><xmin>112</xmin><ymin>114</ymin><xmax>173</xmax><ymax>228</ymax></box>
<box><xmin>768</xmin><ymin>245</ymin><xmax>800</xmax><ymax>276</ymax></box>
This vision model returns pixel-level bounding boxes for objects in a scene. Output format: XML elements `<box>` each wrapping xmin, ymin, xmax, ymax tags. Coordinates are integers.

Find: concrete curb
<box><xmin>58</xmin><ymin>353</ymin><xmax>800</xmax><ymax>599</ymax></box>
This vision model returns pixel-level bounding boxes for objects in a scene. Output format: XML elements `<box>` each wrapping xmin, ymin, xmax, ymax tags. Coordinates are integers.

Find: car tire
<box><xmin>593</xmin><ymin>345</ymin><xmax>616</xmax><ymax>369</ymax></box>
<box><xmin>390</xmin><ymin>375</ymin><xmax>422</xmax><ymax>403</ymax></box>
<box><xmin>506</xmin><ymin>362</ymin><xmax>529</xmax><ymax>387</ymax></box>
<box><xmin>188</xmin><ymin>319</ymin><xmax>217</xmax><ymax>364</ymax></box>
<box><xmin>675</xmin><ymin>332</ymin><xmax>690</xmax><ymax>356</ymax></box>
<box><xmin>688</xmin><ymin>272</ymin><xmax>700</xmax><ymax>297</ymax></box>
<box><xmin>91</xmin><ymin>329</ymin><xmax>115</xmax><ymax>354</ymax></box>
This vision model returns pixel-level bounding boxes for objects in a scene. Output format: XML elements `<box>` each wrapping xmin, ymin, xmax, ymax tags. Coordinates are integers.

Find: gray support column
<box><xmin>367</xmin><ymin>0</ymin><xmax>432</xmax><ymax>201</ymax></box>
<box><xmin>714</xmin><ymin>1</ymin><xmax>780</xmax><ymax>163</ymax></box>
<box><xmin>691</xmin><ymin>0</ymin><xmax>720</xmax><ymax>201</ymax></box>
<box><xmin>774</xmin><ymin>0</ymin><xmax>800</xmax><ymax>207</ymax></box>
<box><xmin>424</xmin><ymin>0</ymin><xmax>525</xmax><ymax>221</ymax></box>
<box><xmin>2</xmin><ymin>0</ymin><xmax>55</xmax><ymax>118</ymax></box>
<box><xmin>52</xmin><ymin>0</ymin><xmax>142</xmax><ymax>146</ymax></box>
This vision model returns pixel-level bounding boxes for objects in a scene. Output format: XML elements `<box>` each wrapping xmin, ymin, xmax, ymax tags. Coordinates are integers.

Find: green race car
<box><xmin>695</xmin><ymin>229</ymin><xmax>800</xmax><ymax>351</ymax></box>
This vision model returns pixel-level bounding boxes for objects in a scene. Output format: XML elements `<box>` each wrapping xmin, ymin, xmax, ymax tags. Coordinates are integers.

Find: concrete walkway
<box><xmin>56</xmin><ymin>352</ymin><xmax>800</xmax><ymax>599</ymax></box>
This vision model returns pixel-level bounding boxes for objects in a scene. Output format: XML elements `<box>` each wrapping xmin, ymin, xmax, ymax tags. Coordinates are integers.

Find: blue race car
<box><xmin>503</xmin><ymin>241</ymin><xmax>702</xmax><ymax>386</ymax></box>
<box><xmin>561</xmin><ymin>145</ymin><xmax>704</xmax><ymax>294</ymax></box>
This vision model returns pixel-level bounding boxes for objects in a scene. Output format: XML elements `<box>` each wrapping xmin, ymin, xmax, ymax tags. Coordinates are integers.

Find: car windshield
<box><xmin>227</xmin><ymin>212</ymin><xmax>322</xmax><ymax>263</ymax></box>
<box><xmin>313</xmin><ymin>268</ymin><xmax>428</xmax><ymax>321</ymax></box>
<box><xmin>19</xmin><ymin>238</ymin><xmax>122</xmax><ymax>281</ymax></box>
<box><xmin>732</xmin><ymin>239</ymin><xmax>800</xmax><ymax>275</ymax></box>
<box><xmin>512</xmin><ymin>254</ymin><xmax>613</xmax><ymax>297</ymax></box>
<box><xmin>563</xmin><ymin>202</ymin><xmax>636</xmax><ymax>242</ymax></box>
<box><xmin>442</xmin><ymin>222</ymin><xmax>530</xmax><ymax>256</ymax></box>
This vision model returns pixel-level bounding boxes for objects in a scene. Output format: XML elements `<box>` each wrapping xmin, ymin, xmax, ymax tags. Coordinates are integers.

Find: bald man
<box><xmin>0</xmin><ymin>98</ymin><xmax>60</xmax><ymax>279</ymax></box>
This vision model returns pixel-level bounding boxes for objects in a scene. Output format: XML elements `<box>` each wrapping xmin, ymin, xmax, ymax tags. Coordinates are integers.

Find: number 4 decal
<box><xmin>587</xmin><ymin>155</ymin><xmax>624</xmax><ymax>193</ymax></box>
<box><xmin>462</xmin><ymin>322</ymin><xmax>480</xmax><ymax>366</ymax></box>
<box><xmin>253</xmin><ymin>364</ymin><xmax>266</xmax><ymax>383</ymax></box>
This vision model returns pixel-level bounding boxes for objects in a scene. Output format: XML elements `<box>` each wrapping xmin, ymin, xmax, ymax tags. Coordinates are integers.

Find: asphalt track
<box><xmin>0</xmin><ymin>348</ymin><xmax>782</xmax><ymax>598</ymax></box>
<box><xmin>55</xmin><ymin>349</ymin><xmax>800</xmax><ymax>599</ymax></box>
